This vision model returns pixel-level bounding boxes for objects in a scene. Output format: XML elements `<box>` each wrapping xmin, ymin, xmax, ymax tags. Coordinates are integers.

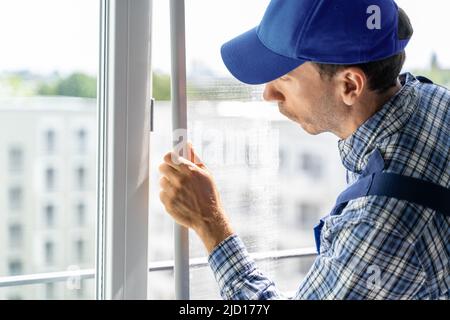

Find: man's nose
<box><xmin>263</xmin><ymin>82</ymin><xmax>285</xmax><ymax>102</ymax></box>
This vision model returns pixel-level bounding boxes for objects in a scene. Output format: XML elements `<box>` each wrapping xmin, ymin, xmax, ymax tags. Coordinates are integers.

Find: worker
<box><xmin>159</xmin><ymin>0</ymin><xmax>450</xmax><ymax>299</ymax></box>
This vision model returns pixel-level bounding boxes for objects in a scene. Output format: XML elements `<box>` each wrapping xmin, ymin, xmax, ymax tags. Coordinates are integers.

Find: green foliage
<box><xmin>37</xmin><ymin>82</ymin><xmax>58</xmax><ymax>96</ymax></box>
<box><xmin>57</xmin><ymin>73</ymin><xmax>97</xmax><ymax>98</ymax></box>
<box><xmin>37</xmin><ymin>72</ymin><xmax>97</xmax><ymax>98</ymax></box>
<box><xmin>153</xmin><ymin>72</ymin><xmax>171</xmax><ymax>100</ymax></box>
<box><xmin>7</xmin><ymin>74</ymin><xmax>23</xmax><ymax>91</ymax></box>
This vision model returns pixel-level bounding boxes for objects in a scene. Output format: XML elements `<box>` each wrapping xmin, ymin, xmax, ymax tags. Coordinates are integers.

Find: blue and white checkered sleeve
<box><xmin>208</xmin><ymin>234</ymin><xmax>289</xmax><ymax>300</ymax></box>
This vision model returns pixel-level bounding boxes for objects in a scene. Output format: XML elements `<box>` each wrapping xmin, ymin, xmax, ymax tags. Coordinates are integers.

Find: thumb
<box><xmin>187</xmin><ymin>142</ymin><xmax>207</xmax><ymax>169</ymax></box>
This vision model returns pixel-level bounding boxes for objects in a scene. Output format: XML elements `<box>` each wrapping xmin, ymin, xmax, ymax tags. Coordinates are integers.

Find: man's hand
<box><xmin>158</xmin><ymin>142</ymin><xmax>234</xmax><ymax>253</ymax></box>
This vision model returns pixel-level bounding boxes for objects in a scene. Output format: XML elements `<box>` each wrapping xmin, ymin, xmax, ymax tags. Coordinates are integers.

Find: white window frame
<box><xmin>95</xmin><ymin>0</ymin><xmax>152</xmax><ymax>300</ymax></box>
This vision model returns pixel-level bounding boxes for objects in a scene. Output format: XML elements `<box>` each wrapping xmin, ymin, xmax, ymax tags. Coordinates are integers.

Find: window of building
<box><xmin>45</xmin><ymin>167</ymin><xmax>55</xmax><ymax>191</ymax></box>
<box><xmin>9</xmin><ymin>146</ymin><xmax>23</xmax><ymax>173</ymax></box>
<box><xmin>44</xmin><ymin>241</ymin><xmax>55</xmax><ymax>266</ymax></box>
<box><xmin>75</xmin><ymin>239</ymin><xmax>85</xmax><ymax>264</ymax></box>
<box><xmin>296</xmin><ymin>202</ymin><xmax>320</xmax><ymax>230</ymax></box>
<box><xmin>8</xmin><ymin>260</ymin><xmax>23</xmax><ymax>276</ymax></box>
<box><xmin>45</xmin><ymin>129</ymin><xmax>56</xmax><ymax>154</ymax></box>
<box><xmin>8</xmin><ymin>186</ymin><xmax>23</xmax><ymax>211</ymax></box>
<box><xmin>278</xmin><ymin>148</ymin><xmax>286</xmax><ymax>171</ymax></box>
<box><xmin>9</xmin><ymin>224</ymin><xmax>23</xmax><ymax>249</ymax></box>
<box><xmin>44</xmin><ymin>204</ymin><xmax>55</xmax><ymax>227</ymax></box>
<box><xmin>76</xmin><ymin>128</ymin><xmax>87</xmax><ymax>154</ymax></box>
<box><xmin>76</xmin><ymin>202</ymin><xmax>86</xmax><ymax>227</ymax></box>
<box><xmin>298</xmin><ymin>152</ymin><xmax>323</xmax><ymax>179</ymax></box>
<box><xmin>76</xmin><ymin>167</ymin><xmax>86</xmax><ymax>190</ymax></box>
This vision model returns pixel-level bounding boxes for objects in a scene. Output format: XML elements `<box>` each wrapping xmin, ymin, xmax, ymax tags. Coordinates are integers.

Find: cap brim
<box><xmin>221</xmin><ymin>27</ymin><xmax>307</xmax><ymax>85</ymax></box>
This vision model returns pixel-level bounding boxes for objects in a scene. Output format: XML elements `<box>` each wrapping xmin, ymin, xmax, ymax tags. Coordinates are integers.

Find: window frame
<box><xmin>95</xmin><ymin>0</ymin><xmax>152</xmax><ymax>300</ymax></box>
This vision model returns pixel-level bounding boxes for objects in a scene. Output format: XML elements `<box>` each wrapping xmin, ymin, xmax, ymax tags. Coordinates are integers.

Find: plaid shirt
<box><xmin>208</xmin><ymin>73</ymin><xmax>450</xmax><ymax>299</ymax></box>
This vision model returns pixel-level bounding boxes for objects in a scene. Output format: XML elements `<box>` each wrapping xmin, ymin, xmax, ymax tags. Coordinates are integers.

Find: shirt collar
<box><xmin>338</xmin><ymin>72</ymin><xmax>420</xmax><ymax>175</ymax></box>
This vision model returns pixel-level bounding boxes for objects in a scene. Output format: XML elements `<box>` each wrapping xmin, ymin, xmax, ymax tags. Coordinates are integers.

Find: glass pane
<box><xmin>148</xmin><ymin>270</ymin><xmax>174</xmax><ymax>300</ymax></box>
<box><xmin>149</xmin><ymin>0</ymin><xmax>450</xmax><ymax>299</ymax></box>
<box><xmin>148</xmin><ymin>0</ymin><xmax>343</xmax><ymax>299</ymax></box>
<box><xmin>181</xmin><ymin>1</ymin><xmax>346</xmax><ymax>300</ymax></box>
<box><xmin>0</xmin><ymin>0</ymin><xmax>99</xmax><ymax>299</ymax></box>
<box><xmin>0</xmin><ymin>278</ymin><xmax>94</xmax><ymax>300</ymax></box>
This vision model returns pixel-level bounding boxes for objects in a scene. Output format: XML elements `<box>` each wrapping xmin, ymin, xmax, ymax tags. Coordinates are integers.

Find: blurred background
<box><xmin>0</xmin><ymin>0</ymin><xmax>449</xmax><ymax>299</ymax></box>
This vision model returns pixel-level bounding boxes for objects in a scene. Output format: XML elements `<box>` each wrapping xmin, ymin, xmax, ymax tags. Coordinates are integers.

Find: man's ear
<box><xmin>336</xmin><ymin>67</ymin><xmax>366</xmax><ymax>106</ymax></box>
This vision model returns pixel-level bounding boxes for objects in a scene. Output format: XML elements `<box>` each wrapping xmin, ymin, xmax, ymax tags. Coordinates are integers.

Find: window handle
<box><xmin>150</xmin><ymin>97</ymin><xmax>155</xmax><ymax>132</ymax></box>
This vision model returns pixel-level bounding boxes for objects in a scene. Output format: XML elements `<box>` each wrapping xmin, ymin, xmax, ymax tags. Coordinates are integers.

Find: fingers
<box><xmin>163</xmin><ymin>150</ymin><xmax>198</xmax><ymax>172</ymax></box>
<box><xmin>161</xmin><ymin>142</ymin><xmax>206</xmax><ymax>185</ymax></box>
<box><xmin>187</xmin><ymin>142</ymin><xmax>206</xmax><ymax>169</ymax></box>
<box><xmin>159</xmin><ymin>175</ymin><xmax>177</xmax><ymax>200</ymax></box>
<box><xmin>163</xmin><ymin>152</ymin><xmax>182</xmax><ymax>171</ymax></box>
<box><xmin>158</xmin><ymin>162</ymin><xmax>180</xmax><ymax>185</ymax></box>
<box><xmin>159</xmin><ymin>175</ymin><xmax>171</xmax><ymax>189</ymax></box>
<box><xmin>159</xmin><ymin>190</ymin><xmax>172</xmax><ymax>210</ymax></box>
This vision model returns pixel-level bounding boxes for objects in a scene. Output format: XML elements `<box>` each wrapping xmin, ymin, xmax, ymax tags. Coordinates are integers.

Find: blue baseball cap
<box><xmin>221</xmin><ymin>0</ymin><xmax>413</xmax><ymax>85</ymax></box>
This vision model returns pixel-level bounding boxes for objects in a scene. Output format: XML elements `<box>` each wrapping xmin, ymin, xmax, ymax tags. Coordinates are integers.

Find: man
<box><xmin>159</xmin><ymin>0</ymin><xmax>450</xmax><ymax>299</ymax></box>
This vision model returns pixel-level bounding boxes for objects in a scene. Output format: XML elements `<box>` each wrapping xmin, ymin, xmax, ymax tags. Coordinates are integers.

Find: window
<box><xmin>76</xmin><ymin>167</ymin><xmax>86</xmax><ymax>190</ymax></box>
<box><xmin>45</xmin><ymin>130</ymin><xmax>56</xmax><ymax>154</ymax></box>
<box><xmin>9</xmin><ymin>147</ymin><xmax>23</xmax><ymax>173</ymax></box>
<box><xmin>8</xmin><ymin>186</ymin><xmax>23</xmax><ymax>211</ymax></box>
<box><xmin>296</xmin><ymin>202</ymin><xmax>320</xmax><ymax>230</ymax></box>
<box><xmin>0</xmin><ymin>0</ymin><xmax>103</xmax><ymax>301</ymax></box>
<box><xmin>148</xmin><ymin>0</ymin><xmax>330</xmax><ymax>299</ymax></box>
<box><xmin>76</xmin><ymin>202</ymin><xmax>86</xmax><ymax>227</ymax></box>
<box><xmin>8</xmin><ymin>261</ymin><xmax>23</xmax><ymax>276</ymax></box>
<box><xmin>298</xmin><ymin>152</ymin><xmax>323</xmax><ymax>179</ymax></box>
<box><xmin>278</xmin><ymin>148</ymin><xmax>286</xmax><ymax>171</ymax></box>
<box><xmin>75</xmin><ymin>239</ymin><xmax>85</xmax><ymax>264</ymax></box>
<box><xmin>44</xmin><ymin>241</ymin><xmax>55</xmax><ymax>266</ymax></box>
<box><xmin>9</xmin><ymin>224</ymin><xmax>23</xmax><ymax>249</ymax></box>
<box><xmin>44</xmin><ymin>204</ymin><xmax>55</xmax><ymax>227</ymax></box>
<box><xmin>76</xmin><ymin>128</ymin><xmax>87</xmax><ymax>154</ymax></box>
<box><xmin>45</xmin><ymin>167</ymin><xmax>55</xmax><ymax>191</ymax></box>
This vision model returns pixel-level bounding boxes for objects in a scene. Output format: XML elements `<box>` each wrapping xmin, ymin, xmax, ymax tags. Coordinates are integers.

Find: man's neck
<box><xmin>339</xmin><ymin>79</ymin><xmax>403</xmax><ymax>139</ymax></box>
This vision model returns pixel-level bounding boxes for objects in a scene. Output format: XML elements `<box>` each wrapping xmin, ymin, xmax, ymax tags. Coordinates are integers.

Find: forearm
<box><xmin>194</xmin><ymin>214</ymin><xmax>235</xmax><ymax>254</ymax></box>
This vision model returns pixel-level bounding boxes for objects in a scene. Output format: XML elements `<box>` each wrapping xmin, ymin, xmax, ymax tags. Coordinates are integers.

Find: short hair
<box><xmin>314</xmin><ymin>51</ymin><xmax>406</xmax><ymax>94</ymax></box>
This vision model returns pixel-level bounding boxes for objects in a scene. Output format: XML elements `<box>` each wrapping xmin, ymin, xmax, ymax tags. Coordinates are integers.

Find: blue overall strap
<box><xmin>313</xmin><ymin>148</ymin><xmax>449</xmax><ymax>254</ymax></box>
<box><xmin>314</xmin><ymin>149</ymin><xmax>450</xmax><ymax>253</ymax></box>
<box><xmin>335</xmin><ymin>172</ymin><xmax>450</xmax><ymax>216</ymax></box>
<box><xmin>314</xmin><ymin>174</ymin><xmax>450</xmax><ymax>253</ymax></box>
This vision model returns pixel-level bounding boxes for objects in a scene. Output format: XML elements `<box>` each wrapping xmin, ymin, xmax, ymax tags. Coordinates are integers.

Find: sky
<box><xmin>0</xmin><ymin>0</ymin><xmax>449</xmax><ymax>77</ymax></box>
<box><xmin>0</xmin><ymin>0</ymin><xmax>99</xmax><ymax>75</ymax></box>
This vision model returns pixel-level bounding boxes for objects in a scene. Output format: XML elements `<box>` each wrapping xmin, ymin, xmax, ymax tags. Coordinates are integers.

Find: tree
<box><xmin>56</xmin><ymin>73</ymin><xmax>97</xmax><ymax>98</ymax></box>
<box><xmin>37</xmin><ymin>72</ymin><xmax>97</xmax><ymax>98</ymax></box>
